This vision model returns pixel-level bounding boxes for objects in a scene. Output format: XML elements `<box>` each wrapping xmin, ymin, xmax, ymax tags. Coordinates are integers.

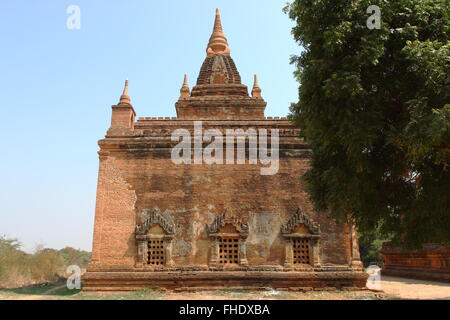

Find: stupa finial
<box><xmin>118</xmin><ymin>79</ymin><xmax>131</xmax><ymax>105</ymax></box>
<box><xmin>179</xmin><ymin>74</ymin><xmax>190</xmax><ymax>99</ymax></box>
<box><xmin>251</xmin><ymin>74</ymin><xmax>262</xmax><ymax>99</ymax></box>
<box><xmin>206</xmin><ymin>8</ymin><xmax>230</xmax><ymax>57</ymax></box>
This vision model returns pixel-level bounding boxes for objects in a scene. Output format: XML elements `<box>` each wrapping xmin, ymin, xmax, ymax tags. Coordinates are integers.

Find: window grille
<box><xmin>219</xmin><ymin>237</ymin><xmax>239</xmax><ymax>264</ymax></box>
<box><xmin>293</xmin><ymin>238</ymin><xmax>311</xmax><ymax>265</ymax></box>
<box><xmin>147</xmin><ymin>239</ymin><xmax>165</xmax><ymax>265</ymax></box>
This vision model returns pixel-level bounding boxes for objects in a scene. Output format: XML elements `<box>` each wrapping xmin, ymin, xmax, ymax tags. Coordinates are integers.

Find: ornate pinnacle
<box><xmin>206</xmin><ymin>8</ymin><xmax>230</xmax><ymax>57</ymax></box>
<box><xmin>179</xmin><ymin>74</ymin><xmax>190</xmax><ymax>99</ymax></box>
<box><xmin>251</xmin><ymin>74</ymin><xmax>262</xmax><ymax>99</ymax></box>
<box><xmin>118</xmin><ymin>79</ymin><xmax>131</xmax><ymax>105</ymax></box>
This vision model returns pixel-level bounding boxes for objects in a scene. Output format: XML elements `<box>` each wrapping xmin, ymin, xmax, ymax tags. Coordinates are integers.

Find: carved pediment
<box><xmin>207</xmin><ymin>213</ymin><xmax>248</xmax><ymax>235</ymax></box>
<box><xmin>281</xmin><ymin>208</ymin><xmax>320</xmax><ymax>235</ymax></box>
<box><xmin>136</xmin><ymin>209</ymin><xmax>175</xmax><ymax>235</ymax></box>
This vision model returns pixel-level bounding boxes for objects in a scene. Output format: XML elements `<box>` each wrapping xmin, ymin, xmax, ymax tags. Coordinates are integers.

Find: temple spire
<box><xmin>251</xmin><ymin>74</ymin><xmax>262</xmax><ymax>99</ymax></box>
<box><xmin>118</xmin><ymin>79</ymin><xmax>131</xmax><ymax>105</ymax></box>
<box><xmin>206</xmin><ymin>8</ymin><xmax>230</xmax><ymax>57</ymax></box>
<box><xmin>179</xmin><ymin>74</ymin><xmax>190</xmax><ymax>99</ymax></box>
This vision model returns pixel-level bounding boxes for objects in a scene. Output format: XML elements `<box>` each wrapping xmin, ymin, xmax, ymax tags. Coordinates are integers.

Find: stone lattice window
<box><xmin>135</xmin><ymin>209</ymin><xmax>175</xmax><ymax>268</ymax></box>
<box><xmin>281</xmin><ymin>208</ymin><xmax>321</xmax><ymax>268</ymax></box>
<box><xmin>207</xmin><ymin>214</ymin><xmax>249</xmax><ymax>267</ymax></box>
<box><xmin>147</xmin><ymin>239</ymin><xmax>165</xmax><ymax>265</ymax></box>
<box><xmin>219</xmin><ymin>237</ymin><xmax>240</xmax><ymax>264</ymax></box>
<box><xmin>293</xmin><ymin>239</ymin><xmax>311</xmax><ymax>265</ymax></box>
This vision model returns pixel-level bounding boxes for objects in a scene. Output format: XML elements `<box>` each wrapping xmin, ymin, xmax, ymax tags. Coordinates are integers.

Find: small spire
<box><xmin>179</xmin><ymin>74</ymin><xmax>190</xmax><ymax>99</ymax></box>
<box><xmin>206</xmin><ymin>8</ymin><xmax>230</xmax><ymax>57</ymax></box>
<box><xmin>251</xmin><ymin>74</ymin><xmax>262</xmax><ymax>99</ymax></box>
<box><xmin>118</xmin><ymin>79</ymin><xmax>131</xmax><ymax>105</ymax></box>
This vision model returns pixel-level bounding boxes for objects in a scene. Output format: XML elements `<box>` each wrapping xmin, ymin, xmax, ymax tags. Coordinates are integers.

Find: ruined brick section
<box><xmin>83</xmin><ymin>9</ymin><xmax>367</xmax><ymax>291</ymax></box>
<box><xmin>381</xmin><ymin>243</ymin><xmax>450</xmax><ymax>283</ymax></box>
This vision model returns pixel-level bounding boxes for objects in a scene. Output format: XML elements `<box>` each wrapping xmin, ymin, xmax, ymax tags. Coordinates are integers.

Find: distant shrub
<box><xmin>0</xmin><ymin>236</ymin><xmax>91</xmax><ymax>288</ymax></box>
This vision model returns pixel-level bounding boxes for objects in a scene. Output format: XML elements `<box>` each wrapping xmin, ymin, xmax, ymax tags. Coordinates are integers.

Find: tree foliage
<box><xmin>0</xmin><ymin>236</ymin><xmax>91</xmax><ymax>288</ymax></box>
<box><xmin>285</xmin><ymin>0</ymin><xmax>450</xmax><ymax>248</ymax></box>
<box><xmin>359</xmin><ymin>222</ymin><xmax>394</xmax><ymax>266</ymax></box>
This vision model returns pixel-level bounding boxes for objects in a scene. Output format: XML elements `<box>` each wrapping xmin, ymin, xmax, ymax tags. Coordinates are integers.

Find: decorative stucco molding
<box><xmin>136</xmin><ymin>209</ymin><xmax>175</xmax><ymax>236</ymax></box>
<box><xmin>281</xmin><ymin>208</ymin><xmax>320</xmax><ymax>235</ymax></box>
<box><xmin>206</xmin><ymin>213</ymin><xmax>249</xmax><ymax>236</ymax></box>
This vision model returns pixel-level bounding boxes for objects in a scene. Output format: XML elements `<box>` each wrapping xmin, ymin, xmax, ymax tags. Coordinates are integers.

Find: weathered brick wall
<box><xmin>175</xmin><ymin>97</ymin><xmax>266</xmax><ymax>120</ymax></box>
<box><xmin>381</xmin><ymin>244</ymin><xmax>450</xmax><ymax>282</ymax></box>
<box><xmin>89</xmin><ymin>155</ymin><xmax>137</xmax><ymax>268</ymax></box>
<box><xmin>89</xmin><ymin>120</ymin><xmax>353</xmax><ymax>269</ymax></box>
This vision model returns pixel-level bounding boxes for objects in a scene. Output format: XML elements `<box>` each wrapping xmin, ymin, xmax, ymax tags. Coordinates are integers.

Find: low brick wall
<box><xmin>381</xmin><ymin>244</ymin><xmax>450</xmax><ymax>283</ymax></box>
<box><xmin>82</xmin><ymin>270</ymin><xmax>368</xmax><ymax>291</ymax></box>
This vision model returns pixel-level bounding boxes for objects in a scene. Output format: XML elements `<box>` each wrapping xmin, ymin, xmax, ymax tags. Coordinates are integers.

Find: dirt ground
<box><xmin>1</xmin><ymin>276</ymin><xmax>449</xmax><ymax>300</ymax></box>
<box><xmin>379</xmin><ymin>276</ymin><xmax>450</xmax><ymax>299</ymax></box>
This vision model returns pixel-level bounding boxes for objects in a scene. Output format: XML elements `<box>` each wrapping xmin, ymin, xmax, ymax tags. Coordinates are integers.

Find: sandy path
<box><xmin>380</xmin><ymin>276</ymin><xmax>450</xmax><ymax>299</ymax></box>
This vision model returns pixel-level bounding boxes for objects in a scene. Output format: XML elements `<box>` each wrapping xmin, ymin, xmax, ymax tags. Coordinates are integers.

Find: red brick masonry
<box><xmin>381</xmin><ymin>243</ymin><xmax>450</xmax><ymax>283</ymax></box>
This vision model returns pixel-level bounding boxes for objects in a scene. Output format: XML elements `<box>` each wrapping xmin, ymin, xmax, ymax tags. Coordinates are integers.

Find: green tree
<box><xmin>359</xmin><ymin>224</ymin><xmax>394</xmax><ymax>266</ymax></box>
<box><xmin>58</xmin><ymin>247</ymin><xmax>91</xmax><ymax>268</ymax></box>
<box><xmin>285</xmin><ymin>0</ymin><xmax>450</xmax><ymax>248</ymax></box>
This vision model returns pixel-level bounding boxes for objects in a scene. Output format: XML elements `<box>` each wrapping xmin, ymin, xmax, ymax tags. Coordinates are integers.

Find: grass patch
<box><xmin>72</xmin><ymin>287</ymin><xmax>164</xmax><ymax>300</ymax></box>
<box><xmin>0</xmin><ymin>280</ymin><xmax>66</xmax><ymax>296</ymax></box>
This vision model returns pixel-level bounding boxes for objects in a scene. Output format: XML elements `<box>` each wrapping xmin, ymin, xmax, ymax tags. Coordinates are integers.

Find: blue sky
<box><xmin>0</xmin><ymin>1</ymin><xmax>300</xmax><ymax>252</ymax></box>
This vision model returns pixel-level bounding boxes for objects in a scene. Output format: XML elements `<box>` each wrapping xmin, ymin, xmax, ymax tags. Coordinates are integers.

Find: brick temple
<box><xmin>83</xmin><ymin>9</ymin><xmax>367</xmax><ymax>291</ymax></box>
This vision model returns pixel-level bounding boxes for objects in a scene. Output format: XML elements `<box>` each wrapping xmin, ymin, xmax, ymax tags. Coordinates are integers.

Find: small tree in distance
<box><xmin>0</xmin><ymin>235</ymin><xmax>91</xmax><ymax>288</ymax></box>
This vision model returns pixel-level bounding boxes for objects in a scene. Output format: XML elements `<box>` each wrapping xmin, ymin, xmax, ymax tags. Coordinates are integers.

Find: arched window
<box><xmin>218</xmin><ymin>224</ymin><xmax>240</xmax><ymax>265</ymax></box>
<box><xmin>281</xmin><ymin>208</ymin><xmax>321</xmax><ymax>269</ymax></box>
<box><xmin>207</xmin><ymin>214</ymin><xmax>249</xmax><ymax>268</ymax></box>
<box><xmin>146</xmin><ymin>225</ymin><xmax>166</xmax><ymax>266</ymax></box>
<box><xmin>135</xmin><ymin>210</ymin><xmax>175</xmax><ymax>268</ymax></box>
